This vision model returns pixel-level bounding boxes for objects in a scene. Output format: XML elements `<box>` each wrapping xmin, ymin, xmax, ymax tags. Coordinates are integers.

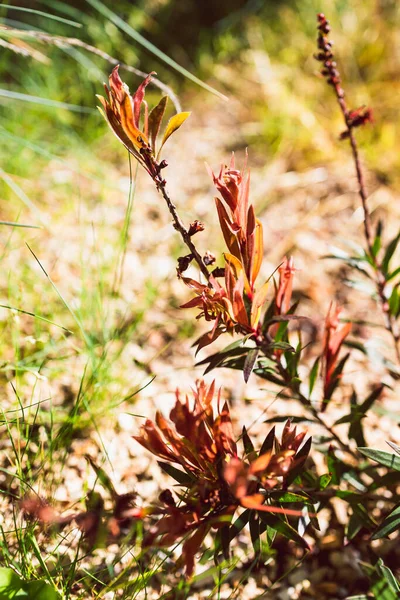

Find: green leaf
<box><xmin>157</xmin><ymin>462</ymin><xmax>194</xmax><ymax>486</ymax></box>
<box><xmin>228</xmin><ymin>509</ymin><xmax>250</xmax><ymax>544</ymax></box>
<box><xmin>368</xmin><ymin>471</ymin><xmax>400</xmax><ymax>492</ymax></box>
<box><xmin>217</xmin><ymin>524</ymin><xmax>231</xmax><ymax>560</ymax></box>
<box><xmin>327</xmin><ymin>446</ymin><xmax>347</xmax><ymax>485</ymax></box>
<box><xmin>85</xmin><ymin>456</ymin><xmax>116</xmax><ymax>497</ymax></box>
<box><xmin>382</xmin><ymin>231</ymin><xmax>400</xmax><ymax>276</ymax></box>
<box><xmin>196</xmin><ymin>337</ymin><xmax>253</xmax><ymax>373</ymax></box>
<box><xmin>258</xmin><ymin>512</ymin><xmax>310</xmax><ymax>550</ymax></box>
<box><xmin>264</xmin><ymin>314</ymin><xmax>309</xmax><ymax>326</ymax></box>
<box><xmin>371</xmin><ymin>220</ymin><xmax>383</xmax><ymax>258</ymax></box>
<box><xmin>158</xmin><ymin>112</ymin><xmax>191</xmax><ymax>156</ymax></box>
<box><xmin>371</xmin><ymin>574</ymin><xmax>399</xmax><ymax>600</ymax></box>
<box><xmin>268</xmin><ymin>491</ymin><xmax>309</xmax><ymax>503</ymax></box>
<box><xmin>264</xmin><ymin>416</ymin><xmax>313</xmax><ymax>424</ymax></box>
<box><xmin>249</xmin><ymin>512</ymin><xmax>261</xmax><ymax>555</ymax></box>
<box><xmin>324</xmin><ymin>353</ymin><xmax>350</xmax><ymax>403</ymax></box>
<box><xmin>386</xmin><ymin>441</ymin><xmax>400</xmax><ymax>455</ymax></box>
<box><xmin>308</xmin><ymin>357</ymin><xmax>320</xmax><ymax>398</ymax></box>
<box><xmin>286</xmin><ymin>437</ymin><xmax>312</xmax><ymax>485</ymax></box>
<box><xmin>371</xmin><ymin>504</ymin><xmax>400</xmax><ymax>540</ymax></box>
<box><xmin>387</xmin><ymin>265</ymin><xmax>400</xmax><ymax>281</ymax></box>
<box><xmin>360</xmin><ymin>385</ymin><xmax>385</xmax><ymax>413</ymax></box>
<box><xmin>318</xmin><ymin>473</ymin><xmax>332</xmax><ymax>490</ymax></box>
<box><xmin>377</xmin><ymin>559</ymin><xmax>400</xmax><ymax>592</ymax></box>
<box><xmin>388</xmin><ymin>285</ymin><xmax>400</xmax><ymax>318</ymax></box>
<box><xmin>243</xmin><ymin>348</ymin><xmax>259</xmax><ymax>382</ymax></box>
<box><xmin>265</xmin><ymin>341</ymin><xmax>295</xmax><ymax>352</ymax></box>
<box><xmin>347</xmin><ymin>510</ymin><xmax>363</xmax><ymax>540</ymax></box>
<box><xmin>335</xmin><ymin>490</ymin><xmax>366</xmax><ymax>503</ymax></box>
<box><xmin>0</xmin><ymin>568</ymin><xmax>59</xmax><ymax>599</ymax></box>
<box><xmin>358</xmin><ymin>447</ymin><xmax>400</xmax><ymax>472</ymax></box>
<box><xmin>241</xmin><ymin>426</ymin><xmax>255</xmax><ymax>458</ymax></box>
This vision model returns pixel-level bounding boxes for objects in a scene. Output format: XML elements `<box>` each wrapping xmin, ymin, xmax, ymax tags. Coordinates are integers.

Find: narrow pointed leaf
<box><xmin>371</xmin><ymin>504</ymin><xmax>400</xmax><ymax>539</ymax></box>
<box><xmin>243</xmin><ymin>348</ymin><xmax>259</xmax><ymax>382</ymax></box>
<box><xmin>377</xmin><ymin>559</ymin><xmax>400</xmax><ymax>592</ymax></box>
<box><xmin>382</xmin><ymin>231</ymin><xmax>400</xmax><ymax>275</ymax></box>
<box><xmin>258</xmin><ymin>511</ymin><xmax>310</xmax><ymax>550</ymax></box>
<box><xmin>158</xmin><ymin>111</ymin><xmax>191</xmax><ymax>156</ymax></box>
<box><xmin>260</xmin><ymin>426</ymin><xmax>276</xmax><ymax>456</ymax></box>
<box><xmin>148</xmin><ymin>95</ymin><xmax>168</xmax><ymax>153</ymax></box>
<box><xmin>157</xmin><ymin>461</ymin><xmax>194</xmax><ymax>486</ymax></box>
<box><xmin>358</xmin><ymin>448</ymin><xmax>400</xmax><ymax>472</ymax></box>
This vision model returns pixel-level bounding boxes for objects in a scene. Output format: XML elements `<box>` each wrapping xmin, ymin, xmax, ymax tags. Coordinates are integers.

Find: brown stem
<box><xmin>316</xmin><ymin>14</ymin><xmax>400</xmax><ymax>363</ymax></box>
<box><xmin>158</xmin><ymin>182</ymin><xmax>211</xmax><ymax>282</ymax></box>
<box><xmin>337</xmin><ymin>97</ymin><xmax>400</xmax><ymax>362</ymax></box>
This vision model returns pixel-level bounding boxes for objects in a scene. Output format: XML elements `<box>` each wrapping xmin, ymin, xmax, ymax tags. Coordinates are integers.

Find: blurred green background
<box><xmin>0</xmin><ymin>0</ymin><xmax>399</xmax><ymax>422</ymax></box>
<box><xmin>1</xmin><ymin>0</ymin><xmax>400</xmax><ymax>186</ymax></box>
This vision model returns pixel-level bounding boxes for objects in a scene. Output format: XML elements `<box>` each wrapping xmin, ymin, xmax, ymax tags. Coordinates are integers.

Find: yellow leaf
<box><xmin>224</xmin><ymin>253</ymin><xmax>251</xmax><ymax>296</ymax></box>
<box><xmin>250</xmin><ymin>280</ymin><xmax>269</xmax><ymax>328</ymax></box>
<box><xmin>158</xmin><ymin>111</ymin><xmax>191</xmax><ymax>157</ymax></box>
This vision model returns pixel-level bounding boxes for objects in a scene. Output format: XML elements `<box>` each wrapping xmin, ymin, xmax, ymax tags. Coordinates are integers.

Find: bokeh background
<box><xmin>1</xmin><ymin>2</ymin><xmax>400</xmax><ymax>596</ymax></box>
<box><xmin>1</xmin><ymin>0</ymin><xmax>400</xmax><ymax>403</ymax></box>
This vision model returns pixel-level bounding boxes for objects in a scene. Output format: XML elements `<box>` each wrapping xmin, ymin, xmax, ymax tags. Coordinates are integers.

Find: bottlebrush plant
<box><xmin>93</xmin><ymin>18</ymin><xmax>400</xmax><ymax>582</ymax></box>
<box><xmin>133</xmin><ymin>381</ymin><xmax>314</xmax><ymax>575</ymax></box>
<box><xmin>14</xmin><ymin>13</ymin><xmax>400</xmax><ymax>598</ymax></box>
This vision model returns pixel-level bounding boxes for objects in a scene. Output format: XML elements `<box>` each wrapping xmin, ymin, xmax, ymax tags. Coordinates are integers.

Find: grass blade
<box><xmin>0</xmin><ymin>88</ymin><xmax>95</xmax><ymax>113</ymax></box>
<box><xmin>0</xmin><ymin>4</ymin><xmax>82</xmax><ymax>28</ymax></box>
<box><xmin>85</xmin><ymin>0</ymin><xmax>228</xmax><ymax>101</ymax></box>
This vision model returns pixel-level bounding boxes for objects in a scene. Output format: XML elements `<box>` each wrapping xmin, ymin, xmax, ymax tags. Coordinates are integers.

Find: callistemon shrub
<box><xmin>134</xmin><ymin>380</ymin><xmax>313</xmax><ymax>575</ymax></box>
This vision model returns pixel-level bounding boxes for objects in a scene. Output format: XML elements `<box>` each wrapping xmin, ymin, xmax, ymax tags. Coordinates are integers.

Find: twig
<box><xmin>158</xmin><ymin>182</ymin><xmax>211</xmax><ymax>282</ymax></box>
<box><xmin>315</xmin><ymin>13</ymin><xmax>400</xmax><ymax>363</ymax></box>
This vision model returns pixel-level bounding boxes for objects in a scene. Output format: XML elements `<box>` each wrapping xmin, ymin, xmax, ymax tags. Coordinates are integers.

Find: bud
<box><xmin>203</xmin><ymin>251</ymin><xmax>216</xmax><ymax>266</ymax></box>
<box><xmin>177</xmin><ymin>254</ymin><xmax>194</xmax><ymax>274</ymax></box>
<box><xmin>188</xmin><ymin>220</ymin><xmax>205</xmax><ymax>236</ymax></box>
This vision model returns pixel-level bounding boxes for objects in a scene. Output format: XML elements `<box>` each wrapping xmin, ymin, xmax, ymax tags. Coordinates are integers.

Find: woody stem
<box><xmin>333</xmin><ymin>86</ymin><xmax>400</xmax><ymax>362</ymax></box>
<box><xmin>158</xmin><ymin>181</ymin><xmax>211</xmax><ymax>282</ymax></box>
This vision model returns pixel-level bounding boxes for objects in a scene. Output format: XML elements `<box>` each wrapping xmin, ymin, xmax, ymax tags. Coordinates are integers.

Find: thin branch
<box><xmin>158</xmin><ymin>182</ymin><xmax>211</xmax><ymax>282</ymax></box>
<box><xmin>315</xmin><ymin>13</ymin><xmax>400</xmax><ymax>363</ymax></box>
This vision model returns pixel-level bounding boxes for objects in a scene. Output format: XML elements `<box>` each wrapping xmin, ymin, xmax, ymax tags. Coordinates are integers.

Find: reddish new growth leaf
<box><xmin>21</xmin><ymin>486</ymin><xmax>137</xmax><ymax>549</ymax></box>
<box><xmin>274</xmin><ymin>257</ymin><xmax>296</xmax><ymax>316</ymax></box>
<box><xmin>181</xmin><ymin>156</ymin><xmax>270</xmax><ymax>352</ymax></box>
<box><xmin>134</xmin><ymin>381</ymin><xmax>311</xmax><ymax>575</ymax></box>
<box><xmin>97</xmin><ymin>66</ymin><xmax>190</xmax><ymax>185</ymax></box>
<box><xmin>269</xmin><ymin>256</ymin><xmax>297</xmax><ymax>348</ymax></box>
<box><xmin>322</xmin><ymin>303</ymin><xmax>352</xmax><ymax>408</ymax></box>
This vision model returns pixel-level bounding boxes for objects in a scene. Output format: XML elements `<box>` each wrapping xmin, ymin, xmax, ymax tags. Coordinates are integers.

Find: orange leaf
<box><xmin>249</xmin><ymin>451</ymin><xmax>272</xmax><ymax>475</ymax></box>
<box><xmin>224</xmin><ymin>253</ymin><xmax>251</xmax><ymax>296</ymax></box>
<box><xmin>120</xmin><ymin>93</ymin><xmax>149</xmax><ymax>149</ymax></box>
<box><xmin>250</xmin><ymin>280</ymin><xmax>269</xmax><ymax>328</ymax></box>
<box><xmin>240</xmin><ymin>494</ymin><xmax>309</xmax><ymax>517</ymax></box>
<box><xmin>251</xmin><ymin>219</ymin><xmax>263</xmax><ymax>285</ymax></box>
